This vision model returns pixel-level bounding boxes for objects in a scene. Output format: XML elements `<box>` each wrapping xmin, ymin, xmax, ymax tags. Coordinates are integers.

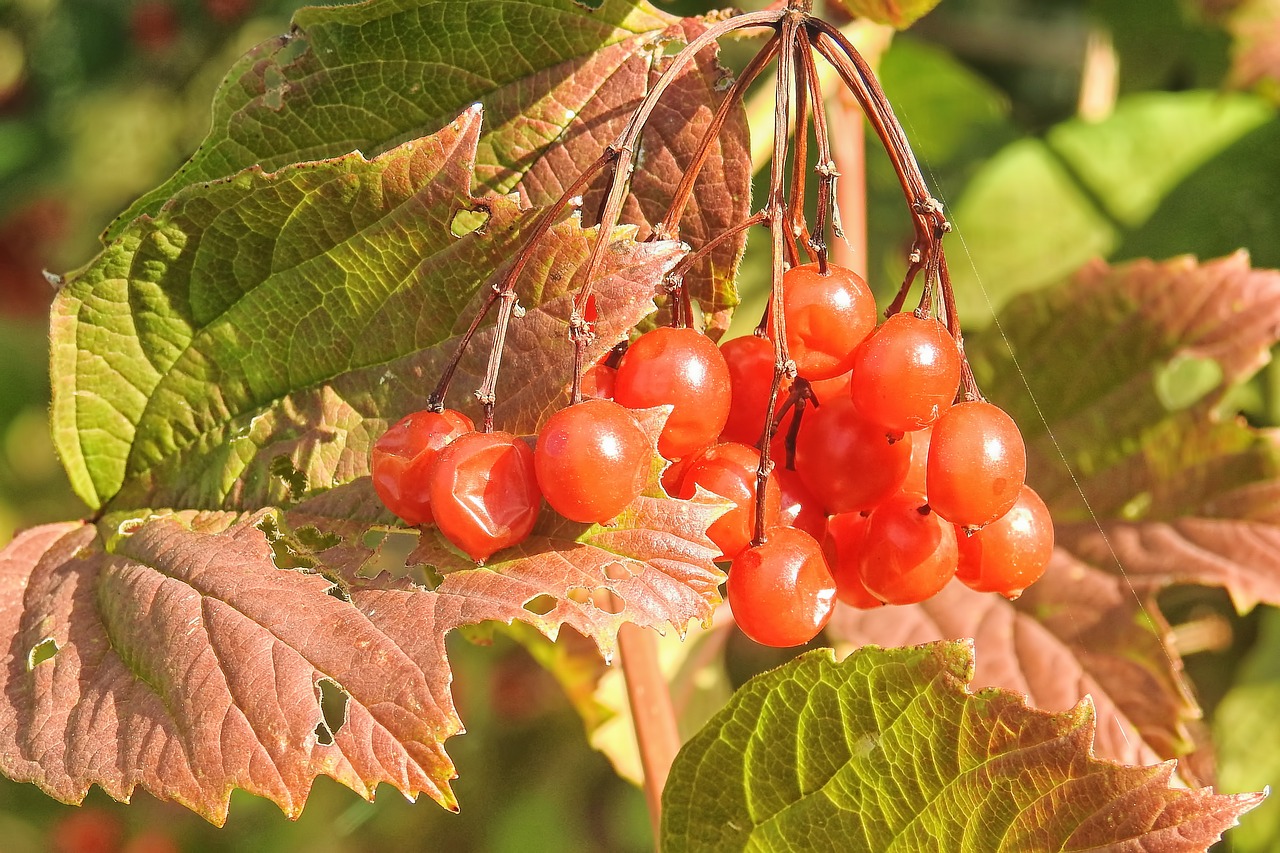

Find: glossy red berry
<box><xmin>580</xmin><ymin>362</ymin><xmax>617</xmax><ymax>400</ymax></box>
<box><xmin>927</xmin><ymin>400</ymin><xmax>1027</xmax><ymax>528</ymax></box>
<box><xmin>957</xmin><ymin>485</ymin><xmax>1054</xmax><ymax>598</ymax></box>
<box><xmin>822</xmin><ymin>512</ymin><xmax>884</xmax><ymax>609</ymax></box>
<box><xmin>371</xmin><ymin>408</ymin><xmax>474</xmax><ymax>525</ymax></box>
<box><xmin>902</xmin><ymin>423</ymin><xmax>932</xmax><ymax>496</ymax></box>
<box><xmin>794</xmin><ymin>396</ymin><xmax>912</xmax><ymax>513</ymax></box>
<box><xmin>677</xmin><ymin>442</ymin><xmax>781</xmax><ymax>560</ymax></box>
<box><xmin>850</xmin><ymin>313</ymin><xmax>961</xmax><ymax>433</ymax></box>
<box><xmin>727</xmin><ymin>528</ymin><xmax>836</xmax><ymax>647</ymax></box>
<box><xmin>614</xmin><ymin>326</ymin><xmax>731</xmax><ymax>460</ymax></box>
<box><xmin>535</xmin><ymin>400</ymin><xmax>650</xmax><ymax>523</ymax></box>
<box><xmin>428</xmin><ymin>431</ymin><xmax>542</xmax><ymax>563</ymax></box>
<box><xmin>858</xmin><ymin>491</ymin><xmax>959</xmax><ymax>605</ymax></box>
<box><xmin>719</xmin><ymin>334</ymin><xmax>776</xmax><ymax>446</ymax></box>
<box><xmin>781</xmin><ymin>263</ymin><xmax>877</xmax><ymax>380</ymax></box>
<box><xmin>775</xmin><ymin>467</ymin><xmax>827</xmax><ymax>541</ymax></box>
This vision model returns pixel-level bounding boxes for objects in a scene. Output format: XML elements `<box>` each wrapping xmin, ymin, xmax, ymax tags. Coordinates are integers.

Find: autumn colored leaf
<box><xmin>827</xmin><ymin>253</ymin><xmax>1280</xmax><ymax>778</ymax></box>
<box><xmin>110</xmin><ymin>0</ymin><xmax>748</xmax><ymax>335</ymax></box>
<box><xmin>661</xmin><ymin>642</ymin><xmax>1261</xmax><ymax>851</ymax></box>
<box><xmin>0</xmin><ymin>475</ymin><xmax>725</xmax><ymax>823</ymax></box>
<box><xmin>827</xmin><ymin>558</ymin><xmax>1195</xmax><ymax>776</ymax></box>
<box><xmin>968</xmin><ymin>252</ymin><xmax>1280</xmax><ymax>517</ymax></box>
<box><xmin>1226</xmin><ymin>0</ymin><xmax>1280</xmax><ymax>98</ymax></box>
<box><xmin>828</xmin><ymin>0</ymin><xmax>942</xmax><ymax>28</ymax></box>
<box><xmin>51</xmin><ymin>107</ymin><xmax>684</xmax><ymax>514</ymax></box>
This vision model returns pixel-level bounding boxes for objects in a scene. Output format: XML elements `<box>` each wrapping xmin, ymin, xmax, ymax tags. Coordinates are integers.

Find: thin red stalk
<box><xmin>617</xmin><ymin>622</ymin><xmax>681</xmax><ymax>843</ymax></box>
<box><xmin>429</xmin><ymin>149</ymin><xmax>616</xmax><ymax>410</ymax></box>
<box><xmin>754</xmin><ymin>10</ymin><xmax>804</xmax><ymax>547</ymax></box>
<box><xmin>569</xmin><ymin>10</ymin><xmax>785</xmax><ymax>402</ymax></box>
<box><xmin>786</xmin><ymin>37</ymin><xmax>813</xmax><ymax>256</ymax></box>
<box><xmin>659</xmin><ymin>34</ymin><xmax>781</xmax><ymax>236</ymax></box>
<box><xmin>475</xmin><ymin>288</ymin><xmax>519</xmax><ymax>432</ymax></box>
<box><xmin>798</xmin><ymin>42</ymin><xmax>838</xmax><ymax>273</ymax></box>
<box><xmin>666</xmin><ymin>210</ymin><xmax>770</xmax><ymax>290</ymax></box>
<box><xmin>827</xmin><ymin>86</ymin><xmax>864</xmax><ymax>279</ymax></box>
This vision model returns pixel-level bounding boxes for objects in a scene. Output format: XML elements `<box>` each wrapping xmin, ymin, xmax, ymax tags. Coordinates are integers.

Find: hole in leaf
<box><xmin>270</xmin><ymin>455</ymin><xmax>307</xmax><ymax>503</ymax></box>
<box><xmin>567</xmin><ymin>587</ymin><xmax>592</xmax><ymax>606</ymax></box>
<box><xmin>359</xmin><ymin>528</ymin><xmax>421</xmax><ymax>580</ymax></box>
<box><xmin>597</xmin><ymin>593</ymin><xmax>623</xmax><ymax>614</ymax></box>
<box><xmin>27</xmin><ymin>637</ymin><xmax>58</xmax><ymax>670</ymax></box>
<box><xmin>523</xmin><ymin>594</ymin><xmax>556</xmax><ymax>615</ymax></box>
<box><xmin>324</xmin><ymin>582</ymin><xmax>350</xmax><ymax>602</ymax></box>
<box><xmin>604</xmin><ymin>562</ymin><xmax>631</xmax><ymax>581</ymax></box>
<box><xmin>296</xmin><ymin>525</ymin><xmax>340</xmax><ymax>552</ymax></box>
<box><xmin>571</xmin><ymin>0</ymin><xmax>603</xmax><ymax>9</ymax></box>
<box><xmin>314</xmin><ymin>677</ymin><xmax>349</xmax><ymax>746</ymax></box>
<box><xmin>449</xmin><ymin>206</ymin><xmax>490</xmax><ymax>238</ymax></box>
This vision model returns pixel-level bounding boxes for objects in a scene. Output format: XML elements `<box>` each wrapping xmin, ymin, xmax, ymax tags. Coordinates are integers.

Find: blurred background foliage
<box><xmin>0</xmin><ymin>0</ymin><xmax>1277</xmax><ymax>849</ymax></box>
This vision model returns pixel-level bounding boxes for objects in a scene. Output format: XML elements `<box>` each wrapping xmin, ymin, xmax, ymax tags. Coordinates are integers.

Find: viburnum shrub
<box><xmin>2</xmin><ymin>0</ymin><xmax>1268</xmax><ymax>848</ymax></box>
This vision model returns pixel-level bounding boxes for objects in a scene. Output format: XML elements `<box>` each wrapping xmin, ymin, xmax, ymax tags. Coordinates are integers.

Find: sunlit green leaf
<box><xmin>662</xmin><ymin>642</ymin><xmax>1260</xmax><ymax>852</ymax></box>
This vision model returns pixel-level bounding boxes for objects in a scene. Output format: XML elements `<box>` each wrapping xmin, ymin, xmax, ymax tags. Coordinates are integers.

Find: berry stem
<box><xmin>663</xmin><ymin>209</ymin><xmax>770</xmax><ymax>329</ymax></box>
<box><xmin>616</xmin><ymin>621</ymin><xmax>681</xmax><ymax>841</ymax></box>
<box><xmin>657</xmin><ymin>33</ymin><xmax>781</xmax><ymax>238</ymax></box>
<box><xmin>827</xmin><ymin>85</ymin><xmax>863</xmax><ymax>278</ymax></box>
<box><xmin>755</xmin><ymin>10</ymin><xmax>805</xmax><ymax>547</ymax></box>
<box><xmin>568</xmin><ymin>10</ymin><xmax>785</xmax><ymax>403</ymax></box>
<box><xmin>429</xmin><ymin>148</ymin><xmax>616</xmax><ymax>411</ymax></box>
<box><xmin>475</xmin><ymin>287</ymin><xmax>520</xmax><ymax>431</ymax></box>
<box><xmin>786</xmin><ymin>38</ymin><xmax>814</xmax><ymax>262</ymax></box>
<box><xmin>798</xmin><ymin>41</ymin><xmax>838</xmax><ymax>273</ymax></box>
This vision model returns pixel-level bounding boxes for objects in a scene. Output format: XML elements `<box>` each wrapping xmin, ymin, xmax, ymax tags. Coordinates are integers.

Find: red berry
<box><xmin>822</xmin><ymin>512</ymin><xmax>884</xmax><ymax>609</ymax></box>
<box><xmin>927</xmin><ymin>401</ymin><xmax>1027</xmax><ymax>528</ymax></box>
<box><xmin>719</xmin><ymin>334</ymin><xmax>777</xmax><ymax>446</ymax></box>
<box><xmin>850</xmin><ymin>313</ymin><xmax>961</xmax><ymax>433</ymax></box>
<box><xmin>775</xmin><ymin>467</ymin><xmax>826</xmax><ymax>540</ymax></box>
<box><xmin>535</xmin><ymin>400</ymin><xmax>650</xmax><ymax>523</ymax></box>
<box><xmin>614</xmin><ymin>326</ymin><xmax>731</xmax><ymax>459</ymax></box>
<box><xmin>580</xmin><ymin>362</ymin><xmax>616</xmax><ymax>400</ymax></box>
<box><xmin>858</xmin><ymin>492</ymin><xmax>958</xmax><ymax>605</ymax></box>
<box><xmin>794</xmin><ymin>396</ymin><xmax>912</xmax><ymax>513</ymax></box>
<box><xmin>957</xmin><ymin>485</ymin><xmax>1054</xmax><ymax>598</ymax></box>
<box><xmin>902</xmin><ymin>423</ymin><xmax>932</xmax><ymax>496</ymax></box>
<box><xmin>428</xmin><ymin>431</ymin><xmax>542</xmax><ymax>563</ymax></box>
<box><xmin>677</xmin><ymin>442</ymin><xmax>781</xmax><ymax>560</ymax></box>
<box><xmin>781</xmin><ymin>263</ymin><xmax>877</xmax><ymax>380</ymax></box>
<box><xmin>371</xmin><ymin>409</ymin><xmax>474</xmax><ymax>525</ymax></box>
<box><xmin>727</xmin><ymin>528</ymin><xmax>836</xmax><ymax>647</ymax></box>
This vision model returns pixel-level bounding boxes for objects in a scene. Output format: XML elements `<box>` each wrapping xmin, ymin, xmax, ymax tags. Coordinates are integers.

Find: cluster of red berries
<box><xmin>371</xmin><ymin>261</ymin><xmax>1053</xmax><ymax>648</ymax></box>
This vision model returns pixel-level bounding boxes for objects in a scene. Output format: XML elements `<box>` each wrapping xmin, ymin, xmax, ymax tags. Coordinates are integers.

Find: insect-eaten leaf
<box><xmin>661</xmin><ymin>641</ymin><xmax>1263</xmax><ymax>852</ymax></box>
<box><xmin>0</xmin><ymin>482</ymin><xmax>726</xmax><ymax>824</ymax></box>
<box><xmin>51</xmin><ymin>106</ymin><xmax>685</xmax><ymax>515</ymax></box>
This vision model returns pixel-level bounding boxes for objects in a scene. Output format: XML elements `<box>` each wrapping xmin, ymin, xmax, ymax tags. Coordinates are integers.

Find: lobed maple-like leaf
<box><xmin>0</xmin><ymin>469</ymin><xmax>725</xmax><ymax>824</ymax></box>
<box><xmin>828</xmin><ymin>557</ymin><xmax>1194</xmax><ymax>776</ymax></box>
<box><xmin>51</xmin><ymin>106</ymin><xmax>682</xmax><ymax>514</ymax></box>
<box><xmin>661</xmin><ymin>642</ymin><xmax>1261</xmax><ymax>851</ymax></box>
<box><xmin>825</xmin><ymin>253</ymin><xmax>1280</xmax><ymax>780</ymax></box>
<box><xmin>110</xmin><ymin>0</ymin><xmax>748</xmax><ymax>336</ymax></box>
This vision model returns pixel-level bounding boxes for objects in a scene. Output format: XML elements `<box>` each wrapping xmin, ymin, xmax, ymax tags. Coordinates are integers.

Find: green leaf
<box><xmin>112</xmin><ymin>0</ymin><xmax>673</xmax><ymax>231</ymax></box>
<box><xmin>949</xmin><ymin>92</ymin><xmax>1273</xmax><ymax>327</ymax></box>
<box><xmin>51</xmin><ymin>107</ymin><xmax>683</xmax><ymax>512</ymax></box>
<box><xmin>827</xmin><ymin>0</ymin><xmax>942</xmax><ymax>29</ymax></box>
<box><xmin>661</xmin><ymin>642</ymin><xmax>1261</xmax><ymax>852</ymax></box>
<box><xmin>1216</xmin><ymin>607</ymin><xmax>1280</xmax><ymax>853</ymax></box>
<box><xmin>107</xmin><ymin>0</ymin><xmax>749</xmax><ymax>334</ymax></box>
